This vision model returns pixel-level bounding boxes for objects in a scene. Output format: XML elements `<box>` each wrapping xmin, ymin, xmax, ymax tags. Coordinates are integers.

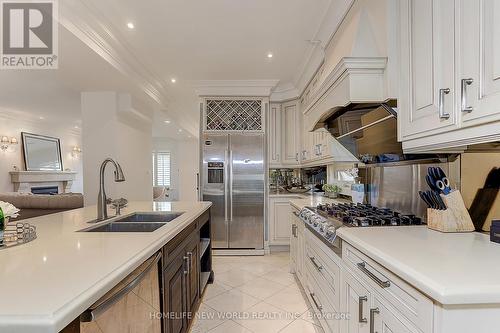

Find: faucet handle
<box><xmin>111</xmin><ymin>198</ymin><xmax>128</xmax><ymax>216</ymax></box>
<box><xmin>115</xmin><ymin>204</ymin><xmax>121</xmax><ymax>216</ymax></box>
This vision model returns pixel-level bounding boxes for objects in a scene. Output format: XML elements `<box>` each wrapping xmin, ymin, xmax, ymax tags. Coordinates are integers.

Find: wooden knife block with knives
<box><xmin>421</xmin><ymin>166</ymin><xmax>475</xmax><ymax>233</ymax></box>
<box><xmin>427</xmin><ymin>190</ymin><xmax>475</xmax><ymax>233</ymax></box>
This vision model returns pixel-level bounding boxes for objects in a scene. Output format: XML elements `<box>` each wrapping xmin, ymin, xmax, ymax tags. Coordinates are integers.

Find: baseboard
<box><xmin>268</xmin><ymin>245</ymin><xmax>290</xmax><ymax>253</ymax></box>
<box><xmin>212</xmin><ymin>249</ymin><xmax>265</xmax><ymax>256</ymax></box>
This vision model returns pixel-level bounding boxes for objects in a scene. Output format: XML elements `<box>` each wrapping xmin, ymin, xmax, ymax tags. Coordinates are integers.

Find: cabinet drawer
<box><xmin>305</xmin><ymin>243</ymin><xmax>341</xmax><ymax>311</ymax></box>
<box><xmin>342</xmin><ymin>242</ymin><xmax>433</xmax><ymax>333</ymax></box>
<box><xmin>305</xmin><ymin>268</ymin><xmax>341</xmax><ymax>333</ymax></box>
<box><xmin>163</xmin><ymin>222</ymin><xmax>198</xmax><ymax>266</ymax></box>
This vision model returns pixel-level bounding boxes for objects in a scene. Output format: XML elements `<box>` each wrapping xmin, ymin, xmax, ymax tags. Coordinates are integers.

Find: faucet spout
<box><xmin>97</xmin><ymin>158</ymin><xmax>126</xmax><ymax>221</ymax></box>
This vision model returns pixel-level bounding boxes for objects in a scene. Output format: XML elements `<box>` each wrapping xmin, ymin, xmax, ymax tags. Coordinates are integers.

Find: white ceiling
<box><xmin>82</xmin><ymin>0</ymin><xmax>331</xmax><ymax>83</ymax></box>
<box><xmin>59</xmin><ymin>0</ymin><xmax>337</xmax><ymax>138</ymax></box>
<box><xmin>0</xmin><ymin>27</ymin><xmax>156</xmax><ymax>130</ymax></box>
<box><xmin>2</xmin><ymin>1</ymin><xmax>340</xmax><ymax>140</ymax></box>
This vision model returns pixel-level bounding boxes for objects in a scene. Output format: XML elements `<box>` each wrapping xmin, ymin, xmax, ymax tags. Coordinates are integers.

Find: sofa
<box><xmin>0</xmin><ymin>192</ymin><xmax>84</xmax><ymax>221</ymax></box>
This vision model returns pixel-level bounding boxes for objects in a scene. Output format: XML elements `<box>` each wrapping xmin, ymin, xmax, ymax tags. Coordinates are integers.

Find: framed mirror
<box><xmin>21</xmin><ymin>132</ymin><xmax>63</xmax><ymax>171</ymax></box>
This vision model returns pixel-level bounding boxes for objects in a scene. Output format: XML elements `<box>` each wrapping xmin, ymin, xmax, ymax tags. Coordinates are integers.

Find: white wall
<box><xmin>82</xmin><ymin>92</ymin><xmax>153</xmax><ymax>206</ymax></box>
<box><xmin>152</xmin><ymin>137</ymin><xmax>199</xmax><ymax>201</ymax></box>
<box><xmin>0</xmin><ymin>110</ymin><xmax>83</xmax><ymax>193</ymax></box>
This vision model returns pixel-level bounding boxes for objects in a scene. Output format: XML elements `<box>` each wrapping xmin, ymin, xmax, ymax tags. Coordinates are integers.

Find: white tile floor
<box><xmin>190</xmin><ymin>252</ymin><xmax>324</xmax><ymax>333</ymax></box>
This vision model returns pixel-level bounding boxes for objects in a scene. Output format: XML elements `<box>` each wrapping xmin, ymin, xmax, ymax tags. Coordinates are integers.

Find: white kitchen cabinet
<box><xmin>268</xmin><ymin>103</ymin><xmax>282</xmax><ymax>166</ymax></box>
<box><xmin>269</xmin><ymin>197</ymin><xmax>295</xmax><ymax>245</ymax></box>
<box><xmin>399</xmin><ymin>0</ymin><xmax>500</xmax><ymax>152</ymax></box>
<box><xmin>281</xmin><ymin>100</ymin><xmax>301</xmax><ymax>165</ymax></box>
<box><xmin>372</xmin><ymin>295</ymin><xmax>420</xmax><ymax>333</ymax></box>
<box><xmin>290</xmin><ymin>212</ymin><xmax>298</xmax><ymax>272</ymax></box>
<box><xmin>459</xmin><ymin>0</ymin><xmax>500</xmax><ymax>127</ymax></box>
<box><xmin>342</xmin><ymin>270</ymin><xmax>372</xmax><ymax>333</ymax></box>
<box><xmin>399</xmin><ymin>0</ymin><xmax>458</xmax><ymax>141</ymax></box>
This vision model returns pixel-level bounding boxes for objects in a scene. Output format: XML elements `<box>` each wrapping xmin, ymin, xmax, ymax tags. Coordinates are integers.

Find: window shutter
<box><xmin>153</xmin><ymin>152</ymin><xmax>171</xmax><ymax>187</ymax></box>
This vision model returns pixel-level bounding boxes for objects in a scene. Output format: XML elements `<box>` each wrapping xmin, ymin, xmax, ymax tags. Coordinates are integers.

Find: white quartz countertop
<box><xmin>0</xmin><ymin>201</ymin><xmax>211</xmax><ymax>333</ymax></box>
<box><xmin>337</xmin><ymin>226</ymin><xmax>500</xmax><ymax>305</ymax></box>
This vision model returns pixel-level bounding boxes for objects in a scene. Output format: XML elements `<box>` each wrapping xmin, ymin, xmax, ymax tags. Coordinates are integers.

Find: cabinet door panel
<box><xmin>185</xmin><ymin>238</ymin><xmax>200</xmax><ymax>312</ymax></box>
<box><xmin>281</xmin><ymin>101</ymin><xmax>300</xmax><ymax>164</ymax></box>
<box><xmin>164</xmin><ymin>253</ymin><xmax>187</xmax><ymax>333</ymax></box>
<box><xmin>268</xmin><ymin>103</ymin><xmax>281</xmax><ymax>164</ymax></box>
<box><xmin>342</xmin><ymin>270</ymin><xmax>371</xmax><ymax>333</ymax></box>
<box><xmin>373</xmin><ymin>296</ymin><xmax>419</xmax><ymax>333</ymax></box>
<box><xmin>269</xmin><ymin>200</ymin><xmax>292</xmax><ymax>245</ymax></box>
<box><xmin>460</xmin><ymin>0</ymin><xmax>500</xmax><ymax>126</ymax></box>
<box><xmin>399</xmin><ymin>0</ymin><xmax>458</xmax><ymax>140</ymax></box>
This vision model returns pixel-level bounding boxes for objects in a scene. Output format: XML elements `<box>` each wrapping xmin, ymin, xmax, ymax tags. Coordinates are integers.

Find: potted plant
<box><xmin>322</xmin><ymin>184</ymin><xmax>342</xmax><ymax>199</ymax></box>
<box><xmin>0</xmin><ymin>201</ymin><xmax>20</xmax><ymax>228</ymax></box>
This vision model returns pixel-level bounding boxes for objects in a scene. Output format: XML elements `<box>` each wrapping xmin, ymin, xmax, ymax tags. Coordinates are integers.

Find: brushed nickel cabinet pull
<box><xmin>461</xmin><ymin>78</ymin><xmax>474</xmax><ymax>113</ymax></box>
<box><xmin>310</xmin><ymin>292</ymin><xmax>323</xmax><ymax>311</ymax></box>
<box><xmin>359</xmin><ymin>296</ymin><xmax>368</xmax><ymax>323</ymax></box>
<box><xmin>187</xmin><ymin>251</ymin><xmax>193</xmax><ymax>274</ymax></box>
<box><xmin>357</xmin><ymin>262</ymin><xmax>390</xmax><ymax>288</ymax></box>
<box><xmin>309</xmin><ymin>256</ymin><xmax>323</xmax><ymax>271</ymax></box>
<box><xmin>183</xmin><ymin>255</ymin><xmax>190</xmax><ymax>275</ymax></box>
<box><xmin>439</xmin><ymin>88</ymin><xmax>451</xmax><ymax>119</ymax></box>
<box><xmin>370</xmin><ymin>308</ymin><xmax>380</xmax><ymax>333</ymax></box>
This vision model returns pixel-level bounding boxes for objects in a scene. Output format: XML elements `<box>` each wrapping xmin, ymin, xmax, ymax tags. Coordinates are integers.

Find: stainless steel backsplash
<box><xmin>360</xmin><ymin>158</ymin><xmax>461</xmax><ymax>220</ymax></box>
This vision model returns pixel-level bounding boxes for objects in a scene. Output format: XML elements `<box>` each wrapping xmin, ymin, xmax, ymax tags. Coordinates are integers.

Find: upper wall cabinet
<box><xmin>399</xmin><ymin>0</ymin><xmax>458</xmax><ymax>141</ymax></box>
<box><xmin>268</xmin><ymin>103</ymin><xmax>282</xmax><ymax>165</ymax></box>
<box><xmin>460</xmin><ymin>0</ymin><xmax>500</xmax><ymax>127</ymax></box>
<box><xmin>281</xmin><ymin>100</ymin><xmax>301</xmax><ymax>165</ymax></box>
<box><xmin>268</xmin><ymin>100</ymin><xmax>301</xmax><ymax>167</ymax></box>
<box><xmin>399</xmin><ymin>0</ymin><xmax>500</xmax><ymax>152</ymax></box>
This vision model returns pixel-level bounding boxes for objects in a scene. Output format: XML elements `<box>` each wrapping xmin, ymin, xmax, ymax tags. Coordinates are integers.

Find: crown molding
<box><xmin>59</xmin><ymin>0</ymin><xmax>169</xmax><ymax>108</ymax></box>
<box><xmin>194</xmin><ymin>80</ymin><xmax>280</xmax><ymax>97</ymax></box>
<box><xmin>270</xmin><ymin>83</ymin><xmax>300</xmax><ymax>102</ymax></box>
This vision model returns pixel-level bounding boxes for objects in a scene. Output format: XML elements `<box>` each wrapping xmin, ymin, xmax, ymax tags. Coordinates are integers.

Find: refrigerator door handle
<box><xmin>224</xmin><ymin>150</ymin><xmax>229</xmax><ymax>222</ymax></box>
<box><xmin>229</xmin><ymin>150</ymin><xmax>234</xmax><ymax>221</ymax></box>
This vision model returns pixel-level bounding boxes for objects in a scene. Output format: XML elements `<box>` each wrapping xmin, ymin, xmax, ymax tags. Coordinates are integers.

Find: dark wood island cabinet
<box><xmin>65</xmin><ymin>208</ymin><xmax>213</xmax><ymax>333</ymax></box>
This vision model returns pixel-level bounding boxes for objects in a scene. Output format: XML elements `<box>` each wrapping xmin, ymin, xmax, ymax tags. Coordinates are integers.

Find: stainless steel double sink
<box><xmin>79</xmin><ymin>212</ymin><xmax>184</xmax><ymax>233</ymax></box>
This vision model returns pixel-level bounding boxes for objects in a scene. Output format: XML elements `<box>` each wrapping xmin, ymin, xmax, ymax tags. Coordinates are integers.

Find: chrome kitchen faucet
<box><xmin>97</xmin><ymin>158</ymin><xmax>125</xmax><ymax>221</ymax></box>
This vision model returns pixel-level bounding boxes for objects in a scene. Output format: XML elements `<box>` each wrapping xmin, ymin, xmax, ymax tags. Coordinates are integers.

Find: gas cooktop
<box><xmin>297</xmin><ymin>203</ymin><xmax>424</xmax><ymax>255</ymax></box>
<box><xmin>315</xmin><ymin>202</ymin><xmax>423</xmax><ymax>227</ymax></box>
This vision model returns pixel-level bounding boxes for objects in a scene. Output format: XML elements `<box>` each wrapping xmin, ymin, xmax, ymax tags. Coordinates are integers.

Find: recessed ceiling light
<box><xmin>171</xmin><ymin>78</ymin><xmax>177</xmax><ymax>83</ymax></box>
<box><xmin>164</xmin><ymin>120</ymin><xmax>171</xmax><ymax>124</ymax></box>
<box><xmin>267</xmin><ymin>52</ymin><xmax>273</xmax><ymax>58</ymax></box>
<box><xmin>178</xmin><ymin>129</ymin><xmax>183</xmax><ymax>133</ymax></box>
<box><xmin>74</xmin><ymin>125</ymin><xmax>79</xmax><ymax>129</ymax></box>
<box><xmin>127</xmin><ymin>22</ymin><xmax>135</xmax><ymax>30</ymax></box>
<box><xmin>39</xmin><ymin>116</ymin><xmax>45</xmax><ymax>120</ymax></box>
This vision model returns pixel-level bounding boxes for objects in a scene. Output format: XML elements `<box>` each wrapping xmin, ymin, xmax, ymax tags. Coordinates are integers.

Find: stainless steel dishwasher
<box><xmin>80</xmin><ymin>251</ymin><xmax>162</xmax><ymax>333</ymax></box>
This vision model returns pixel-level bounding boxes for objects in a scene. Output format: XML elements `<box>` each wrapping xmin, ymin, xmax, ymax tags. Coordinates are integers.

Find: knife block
<box><xmin>427</xmin><ymin>190</ymin><xmax>475</xmax><ymax>233</ymax></box>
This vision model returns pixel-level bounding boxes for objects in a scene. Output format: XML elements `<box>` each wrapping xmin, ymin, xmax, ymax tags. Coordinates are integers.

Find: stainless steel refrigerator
<box><xmin>202</xmin><ymin>133</ymin><xmax>264</xmax><ymax>249</ymax></box>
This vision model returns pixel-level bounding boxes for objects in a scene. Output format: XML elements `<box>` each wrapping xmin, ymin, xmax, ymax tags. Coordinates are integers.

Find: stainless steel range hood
<box><xmin>324</xmin><ymin>99</ymin><xmax>441</xmax><ymax>164</ymax></box>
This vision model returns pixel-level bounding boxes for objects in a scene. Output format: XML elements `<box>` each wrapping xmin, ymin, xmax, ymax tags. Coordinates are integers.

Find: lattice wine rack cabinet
<box><xmin>204</xmin><ymin>99</ymin><xmax>263</xmax><ymax>131</ymax></box>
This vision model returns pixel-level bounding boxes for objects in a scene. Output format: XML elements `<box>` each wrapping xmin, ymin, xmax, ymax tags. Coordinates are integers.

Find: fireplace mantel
<box><xmin>10</xmin><ymin>171</ymin><xmax>77</xmax><ymax>193</ymax></box>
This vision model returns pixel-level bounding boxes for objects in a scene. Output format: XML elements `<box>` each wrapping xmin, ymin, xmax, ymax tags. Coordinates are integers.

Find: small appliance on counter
<box><xmin>490</xmin><ymin>220</ymin><xmax>500</xmax><ymax>244</ymax></box>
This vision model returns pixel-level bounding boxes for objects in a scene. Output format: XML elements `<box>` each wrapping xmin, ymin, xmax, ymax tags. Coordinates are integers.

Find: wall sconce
<box><xmin>1</xmin><ymin>136</ymin><xmax>18</xmax><ymax>152</ymax></box>
<box><xmin>71</xmin><ymin>146</ymin><xmax>82</xmax><ymax>158</ymax></box>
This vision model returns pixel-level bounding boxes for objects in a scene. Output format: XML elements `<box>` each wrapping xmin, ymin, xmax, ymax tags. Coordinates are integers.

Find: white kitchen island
<box><xmin>289</xmin><ymin>198</ymin><xmax>500</xmax><ymax>333</ymax></box>
<box><xmin>0</xmin><ymin>201</ymin><xmax>211</xmax><ymax>333</ymax></box>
